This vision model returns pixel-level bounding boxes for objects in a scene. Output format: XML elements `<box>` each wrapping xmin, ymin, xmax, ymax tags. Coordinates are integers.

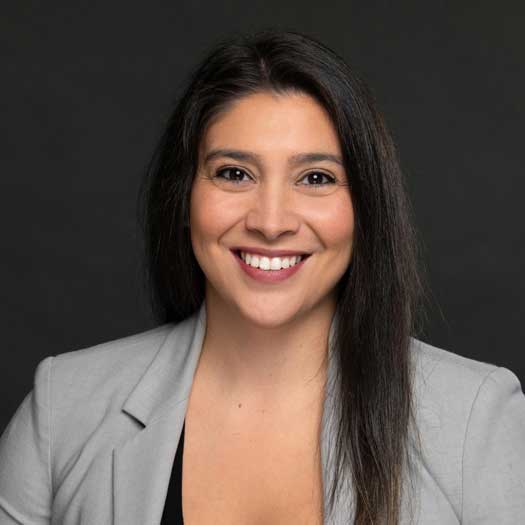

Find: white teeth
<box><xmin>240</xmin><ymin>251</ymin><xmax>304</xmax><ymax>271</ymax></box>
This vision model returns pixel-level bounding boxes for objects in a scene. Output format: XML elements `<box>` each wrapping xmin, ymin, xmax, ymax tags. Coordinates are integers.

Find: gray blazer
<box><xmin>1</xmin><ymin>301</ymin><xmax>524</xmax><ymax>524</ymax></box>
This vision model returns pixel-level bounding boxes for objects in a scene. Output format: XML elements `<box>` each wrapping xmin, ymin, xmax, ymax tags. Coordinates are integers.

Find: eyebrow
<box><xmin>203</xmin><ymin>148</ymin><xmax>343</xmax><ymax>167</ymax></box>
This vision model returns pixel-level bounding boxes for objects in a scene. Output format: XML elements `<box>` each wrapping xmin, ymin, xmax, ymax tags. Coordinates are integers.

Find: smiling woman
<box><xmin>190</xmin><ymin>91</ymin><xmax>354</xmax><ymax>319</ymax></box>
<box><xmin>1</xmin><ymin>29</ymin><xmax>525</xmax><ymax>525</ymax></box>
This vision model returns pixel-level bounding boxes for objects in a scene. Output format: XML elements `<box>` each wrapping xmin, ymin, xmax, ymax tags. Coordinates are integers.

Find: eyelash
<box><xmin>213</xmin><ymin>167</ymin><xmax>337</xmax><ymax>188</ymax></box>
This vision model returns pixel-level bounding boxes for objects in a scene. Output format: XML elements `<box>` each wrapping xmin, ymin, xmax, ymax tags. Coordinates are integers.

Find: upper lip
<box><xmin>231</xmin><ymin>246</ymin><xmax>311</xmax><ymax>257</ymax></box>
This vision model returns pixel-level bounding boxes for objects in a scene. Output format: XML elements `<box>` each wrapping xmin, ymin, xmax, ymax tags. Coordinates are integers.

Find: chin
<box><xmin>234</xmin><ymin>299</ymin><xmax>309</xmax><ymax>329</ymax></box>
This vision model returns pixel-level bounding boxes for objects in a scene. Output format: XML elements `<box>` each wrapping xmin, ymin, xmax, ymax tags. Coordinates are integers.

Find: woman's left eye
<box><xmin>299</xmin><ymin>172</ymin><xmax>336</xmax><ymax>186</ymax></box>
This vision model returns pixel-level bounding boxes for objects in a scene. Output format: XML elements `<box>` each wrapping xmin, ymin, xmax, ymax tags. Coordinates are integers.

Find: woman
<box><xmin>1</xmin><ymin>30</ymin><xmax>524</xmax><ymax>525</ymax></box>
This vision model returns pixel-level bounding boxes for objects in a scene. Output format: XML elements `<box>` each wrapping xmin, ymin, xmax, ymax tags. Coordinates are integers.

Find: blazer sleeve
<box><xmin>0</xmin><ymin>356</ymin><xmax>54</xmax><ymax>524</ymax></box>
<box><xmin>461</xmin><ymin>366</ymin><xmax>525</xmax><ymax>523</ymax></box>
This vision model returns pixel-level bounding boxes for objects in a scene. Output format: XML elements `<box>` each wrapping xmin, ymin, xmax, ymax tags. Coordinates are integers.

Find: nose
<box><xmin>244</xmin><ymin>179</ymin><xmax>301</xmax><ymax>241</ymax></box>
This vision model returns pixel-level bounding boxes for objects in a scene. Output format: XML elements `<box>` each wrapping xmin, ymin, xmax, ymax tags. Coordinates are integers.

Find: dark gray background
<box><xmin>2</xmin><ymin>1</ymin><xmax>524</xmax><ymax>431</ymax></box>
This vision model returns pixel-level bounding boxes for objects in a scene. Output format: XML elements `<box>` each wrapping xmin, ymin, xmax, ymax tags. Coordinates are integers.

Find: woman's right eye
<box><xmin>214</xmin><ymin>167</ymin><xmax>251</xmax><ymax>183</ymax></box>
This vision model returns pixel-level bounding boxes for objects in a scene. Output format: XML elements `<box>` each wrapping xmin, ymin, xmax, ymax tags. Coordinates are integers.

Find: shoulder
<box><xmin>407</xmin><ymin>337</ymin><xmax>525</xmax><ymax>519</ymax></box>
<box><xmin>34</xmin><ymin>307</ymin><xmax>206</xmax><ymax>431</ymax></box>
<box><xmin>26</xmin><ymin>313</ymin><xmax>206</xmax><ymax>439</ymax></box>
<box><xmin>409</xmin><ymin>335</ymin><xmax>502</xmax><ymax>397</ymax></box>
<box><xmin>410</xmin><ymin>335</ymin><xmax>524</xmax><ymax>405</ymax></box>
<box><xmin>409</xmin><ymin>335</ymin><xmax>522</xmax><ymax>435</ymax></box>
<box><xmin>40</xmin><ymin>323</ymin><xmax>176</xmax><ymax>401</ymax></box>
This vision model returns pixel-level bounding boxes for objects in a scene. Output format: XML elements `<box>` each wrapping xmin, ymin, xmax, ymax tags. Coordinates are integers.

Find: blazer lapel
<box><xmin>112</xmin><ymin>302</ymin><xmax>207</xmax><ymax>525</ymax></box>
<box><xmin>113</xmin><ymin>410</ymin><xmax>185</xmax><ymax>524</ymax></box>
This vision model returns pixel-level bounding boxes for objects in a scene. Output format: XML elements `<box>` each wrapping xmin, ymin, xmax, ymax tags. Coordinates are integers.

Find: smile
<box><xmin>231</xmin><ymin>249</ymin><xmax>311</xmax><ymax>284</ymax></box>
<box><xmin>238</xmin><ymin>250</ymin><xmax>305</xmax><ymax>270</ymax></box>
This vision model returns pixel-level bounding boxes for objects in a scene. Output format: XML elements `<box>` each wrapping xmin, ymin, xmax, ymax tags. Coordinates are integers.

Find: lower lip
<box><xmin>232</xmin><ymin>250</ymin><xmax>310</xmax><ymax>283</ymax></box>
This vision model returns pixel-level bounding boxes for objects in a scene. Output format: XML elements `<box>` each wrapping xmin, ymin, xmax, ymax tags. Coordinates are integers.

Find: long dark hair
<box><xmin>139</xmin><ymin>29</ymin><xmax>427</xmax><ymax>524</ymax></box>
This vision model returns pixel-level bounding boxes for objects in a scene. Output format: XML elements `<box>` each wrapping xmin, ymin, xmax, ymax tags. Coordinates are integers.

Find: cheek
<box><xmin>189</xmin><ymin>180</ymin><xmax>239</xmax><ymax>248</ymax></box>
<box><xmin>309</xmin><ymin>192</ymin><xmax>355</xmax><ymax>250</ymax></box>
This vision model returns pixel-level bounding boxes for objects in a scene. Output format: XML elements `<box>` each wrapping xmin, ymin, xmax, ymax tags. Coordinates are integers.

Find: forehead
<box><xmin>200</xmin><ymin>91</ymin><xmax>342</xmax><ymax>156</ymax></box>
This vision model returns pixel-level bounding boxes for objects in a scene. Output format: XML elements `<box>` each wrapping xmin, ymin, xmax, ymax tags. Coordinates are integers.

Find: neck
<box><xmin>196</xmin><ymin>287</ymin><xmax>337</xmax><ymax>409</ymax></box>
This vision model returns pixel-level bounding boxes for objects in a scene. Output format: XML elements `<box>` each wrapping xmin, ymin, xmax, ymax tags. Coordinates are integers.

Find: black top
<box><xmin>161</xmin><ymin>420</ymin><xmax>185</xmax><ymax>524</ymax></box>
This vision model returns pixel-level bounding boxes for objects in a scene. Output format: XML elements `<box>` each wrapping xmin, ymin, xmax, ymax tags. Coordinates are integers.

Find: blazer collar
<box><xmin>121</xmin><ymin>301</ymin><xmax>208</xmax><ymax>427</ymax></box>
<box><xmin>113</xmin><ymin>301</ymin><xmax>350</xmax><ymax>524</ymax></box>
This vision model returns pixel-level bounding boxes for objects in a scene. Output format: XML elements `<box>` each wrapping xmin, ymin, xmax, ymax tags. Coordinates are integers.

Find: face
<box><xmin>190</xmin><ymin>91</ymin><xmax>355</xmax><ymax>328</ymax></box>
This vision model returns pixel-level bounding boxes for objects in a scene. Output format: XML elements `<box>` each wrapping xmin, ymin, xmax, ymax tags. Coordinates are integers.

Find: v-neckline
<box><xmin>160</xmin><ymin>419</ymin><xmax>185</xmax><ymax>524</ymax></box>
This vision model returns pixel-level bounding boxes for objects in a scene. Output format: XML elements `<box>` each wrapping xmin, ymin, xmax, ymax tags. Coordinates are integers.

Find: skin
<box><xmin>189</xmin><ymin>90</ymin><xmax>355</xmax><ymax>414</ymax></box>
